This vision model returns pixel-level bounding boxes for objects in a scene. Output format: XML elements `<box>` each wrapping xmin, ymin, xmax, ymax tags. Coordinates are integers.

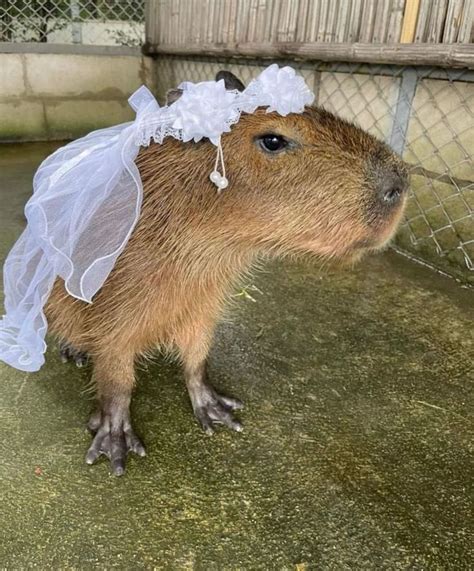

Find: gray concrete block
<box><xmin>0</xmin><ymin>54</ymin><xmax>26</xmax><ymax>98</ymax></box>
<box><xmin>0</xmin><ymin>100</ymin><xmax>46</xmax><ymax>141</ymax></box>
<box><xmin>44</xmin><ymin>99</ymin><xmax>134</xmax><ymax>139</ymax></box>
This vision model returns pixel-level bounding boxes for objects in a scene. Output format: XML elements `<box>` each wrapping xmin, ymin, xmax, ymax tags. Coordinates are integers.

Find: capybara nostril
<box><xmin>379</xmin><ymin>172</ymin><xmax>408</xmax><ymax>205</ymax></box>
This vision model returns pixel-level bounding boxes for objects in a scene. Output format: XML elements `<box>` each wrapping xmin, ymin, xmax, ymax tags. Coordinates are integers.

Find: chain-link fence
<box><xmin>154</xmin><ymin>56</ymin><xmax>473</xmax><ymax>283</ymax></box>
<box><xmin>0</xmin><ymin>0</ymin><xmax>145</xmax><ymax>45</ymax></box>
<box><xmin>0</xmin><ymin>0</ymin><xmax>472</xmax><ymax>282</ymax></box>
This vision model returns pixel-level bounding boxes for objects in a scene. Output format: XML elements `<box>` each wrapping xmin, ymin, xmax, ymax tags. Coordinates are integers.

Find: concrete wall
<box><xmin>0</xmin><ymin>45</ymin><xmax>155</xmax><ymax>141</ymax></box>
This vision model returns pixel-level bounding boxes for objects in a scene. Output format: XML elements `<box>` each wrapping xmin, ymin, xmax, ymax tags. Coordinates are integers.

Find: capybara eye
<box><xmin>257</xmin><ymin>134</ymin><xmax>288</xmax><ymax>153</ymax></box>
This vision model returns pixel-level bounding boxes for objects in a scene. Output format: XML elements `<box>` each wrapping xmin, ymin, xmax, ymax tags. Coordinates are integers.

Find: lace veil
<box><xmin>0</xmin><ymin>64</ymin><xmax>314</xmax><ymax>371</ymax></box>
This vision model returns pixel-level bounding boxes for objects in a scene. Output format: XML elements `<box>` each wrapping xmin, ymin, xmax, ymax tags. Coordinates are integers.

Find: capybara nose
<box><xmin>378</xmin><ymin>172</ymin><xmax>407</xmax><ymax>205</ymax></box>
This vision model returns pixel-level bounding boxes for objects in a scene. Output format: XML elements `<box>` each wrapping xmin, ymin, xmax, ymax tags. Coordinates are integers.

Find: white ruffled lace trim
<box><xmin>135</xmin><ymin>63</ymin><xmax>315</xmax><ymax>148</ymax></box>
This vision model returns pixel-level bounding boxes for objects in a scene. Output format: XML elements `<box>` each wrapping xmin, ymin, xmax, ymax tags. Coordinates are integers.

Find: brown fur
<box><xmin>45</xmin><ymin>103</ymin><xmax>407</xmax><ymax>468</ymax></box>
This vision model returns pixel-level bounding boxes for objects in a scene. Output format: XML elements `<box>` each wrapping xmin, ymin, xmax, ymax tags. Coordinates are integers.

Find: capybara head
<box><xmin>217</xmin><ymin>71</ymin><xmax>407</xmax><ymax>262</ymax></box>
<box><xmin>157</xmin><ymin>70</ymin><xmax>408</xmax><ymax>265</ymax></box>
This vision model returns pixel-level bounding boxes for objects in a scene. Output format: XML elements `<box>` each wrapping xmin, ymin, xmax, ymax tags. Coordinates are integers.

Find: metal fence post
<box><xmin>390</xmin><ymin>67</ymin><xmax>418</xmax><ymax>155</ymax></box>
<box><xmin>70</xmin><ymin>0</ymin><xmax>82</xmax><ymax>44</ymax></box>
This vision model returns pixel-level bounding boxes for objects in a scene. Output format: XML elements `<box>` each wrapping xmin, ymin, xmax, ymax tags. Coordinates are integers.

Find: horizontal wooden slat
<box><xmin>143</xmin><ymin>41</ymin><xmax>474</xmax><ymax>69</ymax></box>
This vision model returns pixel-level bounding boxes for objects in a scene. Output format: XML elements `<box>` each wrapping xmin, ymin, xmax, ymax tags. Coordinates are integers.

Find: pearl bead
<box><xmin>210</xmin><ymin>170</ymin><xmax>221</xmax><ymax>184</ymax></box>
<box><xmin>217</xmin><ymin>177</ymin><xmax>229</xmax><ymax>190</ymax></box>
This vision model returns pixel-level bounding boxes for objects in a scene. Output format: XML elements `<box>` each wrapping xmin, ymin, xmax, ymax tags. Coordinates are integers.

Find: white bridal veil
<box><xmin>0</xmin><ymin>65</ymin><xmax>314</xmax><ymax>372</ymax></box>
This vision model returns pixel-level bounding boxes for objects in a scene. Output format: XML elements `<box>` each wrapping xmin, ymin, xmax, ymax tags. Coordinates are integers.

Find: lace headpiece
<box><xmin>0</xmin><ymin>64</ymin><xmax>314</xmax><ymax>372</ymax></box>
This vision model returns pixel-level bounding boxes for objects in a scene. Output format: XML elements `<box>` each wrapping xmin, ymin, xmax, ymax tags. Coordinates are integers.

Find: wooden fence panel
<box><xmin>144</xmin><ymin>0</ymin><xmax>474</xmax><ymax>68</ymax></box>
<box><xmin>147</xmin><ymin>0</ymin><xmax>473</xmax><ymax>46</ymax></box>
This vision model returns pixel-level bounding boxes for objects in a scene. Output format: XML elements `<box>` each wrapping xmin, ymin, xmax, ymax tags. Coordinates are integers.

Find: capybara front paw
<box><xmin>85</xmin><ymin>409</ymin><xmax>145</xmax><ymax>476</ymax></box>
<box><xmin>190</xmin><ymin>383</ymin><xmax>244</xmax><ymax>435</ymax></box>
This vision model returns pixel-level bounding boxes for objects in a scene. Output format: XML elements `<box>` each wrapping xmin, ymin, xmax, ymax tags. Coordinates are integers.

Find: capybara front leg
<box><xmin>85</xmin><ymin>352</ymin><xmax>145</xmax><ymax>476</ymax></box>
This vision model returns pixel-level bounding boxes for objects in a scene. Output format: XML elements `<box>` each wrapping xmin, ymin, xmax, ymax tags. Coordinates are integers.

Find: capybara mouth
<box><xmin>371</xmin><ymin>192</ymin><xmax>408</xmax><ymax>250</ymax></box>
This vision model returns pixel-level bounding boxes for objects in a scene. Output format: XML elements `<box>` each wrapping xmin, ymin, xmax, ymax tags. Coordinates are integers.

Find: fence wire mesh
<box><xmin>154</xmin><ymin>56</ymin><xmax>473</xmax><ymax>281</ymax></box>
<box><xmin>0</xmin><ymin>0</ymin><xmax>145</xmax><ymax>45</ymax></box>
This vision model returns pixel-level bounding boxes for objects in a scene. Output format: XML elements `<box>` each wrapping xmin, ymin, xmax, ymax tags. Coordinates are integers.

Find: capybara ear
<box><xmin>215</xmin><ymin>70</ymin><xmax>245</xmax><ymax>92</ymax></box>
<box><xmin>166</xmin><ymin>88</ymin><xmax>183</xmax><ymax>105</ymax></box>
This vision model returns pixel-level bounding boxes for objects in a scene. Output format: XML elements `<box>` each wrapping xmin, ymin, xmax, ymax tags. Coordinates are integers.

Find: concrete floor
<box><xmin>0</xmin><ymin>143</ymin><xmax>473</xmax><ymax>569</ymax></box>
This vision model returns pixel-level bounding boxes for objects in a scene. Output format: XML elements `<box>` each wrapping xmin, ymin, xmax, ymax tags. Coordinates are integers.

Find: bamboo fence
<box><xmin>145</xmin><ymin>0</ymin><xmax>474</xmax><ymax>68</ymax></box>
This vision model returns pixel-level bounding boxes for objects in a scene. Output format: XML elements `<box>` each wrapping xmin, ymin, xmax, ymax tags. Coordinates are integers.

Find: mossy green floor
<box><xmin>1</xmin><ymin>144</ymin><xmax>473</xmax><ymax>569</ymax></box>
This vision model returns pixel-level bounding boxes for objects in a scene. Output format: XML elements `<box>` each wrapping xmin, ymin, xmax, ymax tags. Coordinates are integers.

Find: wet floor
<box><xmin>0</xmin><ymin>143</ymin><xmax>473</xmax><ymax>569</ymax></box>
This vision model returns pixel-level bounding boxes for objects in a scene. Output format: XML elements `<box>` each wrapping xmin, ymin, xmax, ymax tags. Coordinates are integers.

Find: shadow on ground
<box><xmin>0</xmin><ymin>144</ymin><xmax>473</xmax><ymax>569</ymax></box>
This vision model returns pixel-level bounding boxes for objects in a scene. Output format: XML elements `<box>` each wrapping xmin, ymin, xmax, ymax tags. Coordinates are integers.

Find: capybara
<box><xmin>45</xmin><ymin>71</ymin><xmax>408</xmax><ymax>475</ymax></box>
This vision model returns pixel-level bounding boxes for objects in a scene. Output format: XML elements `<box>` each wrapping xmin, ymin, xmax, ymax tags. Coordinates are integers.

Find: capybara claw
<box><xmin>59</xmin><ymin>341</ymin><xmax>89</xmax><ymax>368</ymax></box>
